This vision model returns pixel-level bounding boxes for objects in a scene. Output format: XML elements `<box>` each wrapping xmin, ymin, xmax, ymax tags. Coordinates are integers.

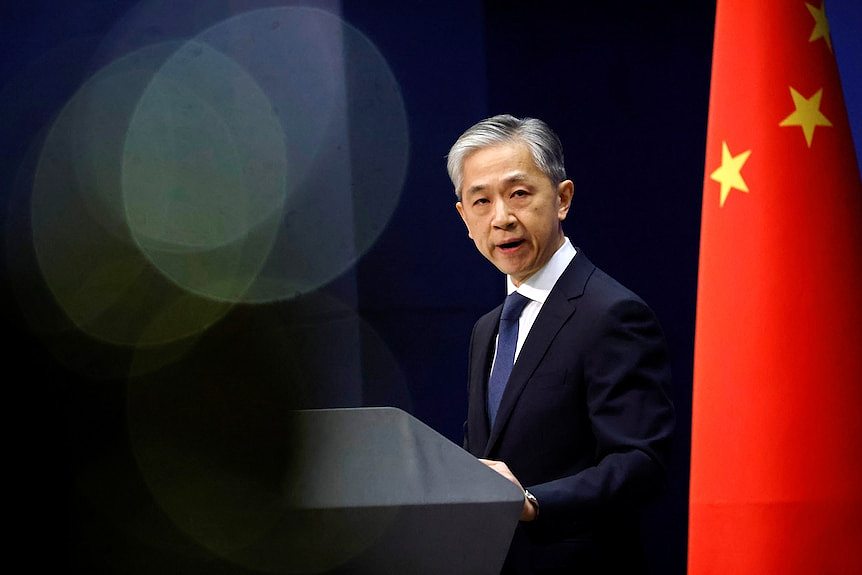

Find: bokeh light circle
<box><xmin>122</xmin><ymin>7</ymin><xmax>410</xmax><ymax>303</ymax></box>
<box><xmin>126</xmin><ymin>296</ymin><xmax>411</xmax><ymax>572</ymax></box>
<box><xmin>30</xmin><ymin>43</ymin><xmax>234</xmax><ymax>346</ymax></box>
<box><xmin>121</xmin><ymin>40</ymin><xmax>288</xmax><ymax>303</ymax></box>
<box><xmin>123</xmin><ymin>46</ymin><xmax>286</xmax><ymax>251</ymax></box>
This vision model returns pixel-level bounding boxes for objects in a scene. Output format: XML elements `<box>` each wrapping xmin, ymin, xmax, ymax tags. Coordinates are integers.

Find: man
<box><xmin>449</xmin><ymin>115</ymin><xmax>674</xmax><ymax>574</ymax></box>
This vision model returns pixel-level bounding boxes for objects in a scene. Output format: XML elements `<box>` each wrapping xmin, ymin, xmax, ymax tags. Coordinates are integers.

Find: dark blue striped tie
<box><xmin>487</xmin><ymin>292</ymin><xmax>531</xmax><ymax>428</ymax></box>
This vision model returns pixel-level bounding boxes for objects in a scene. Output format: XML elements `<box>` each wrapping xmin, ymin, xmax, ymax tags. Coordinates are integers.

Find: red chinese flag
<box><xmin>690</xmin><ymin>0</ymin><xmax>862</xmax><ymax>573</ymax></box>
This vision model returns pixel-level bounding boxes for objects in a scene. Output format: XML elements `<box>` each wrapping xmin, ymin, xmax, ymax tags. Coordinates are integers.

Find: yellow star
<box><xmin>806</xmin><ymin>2</ymin><xmax>832</xmax><ymax>52</ymax></box>
<box><xmin>710</xmin><ymin>141</ymin><xmax>751</xmax><ymax>207</ymax></box>
<box><xmin>778</xmin><ymin>87</ymin><xmax>832</xmax><ymax>147</ymax></box>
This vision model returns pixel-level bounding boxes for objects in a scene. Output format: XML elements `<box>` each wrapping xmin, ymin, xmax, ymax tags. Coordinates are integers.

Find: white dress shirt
<box><xmin>490</xmin><ymin>238</ymin><xmax>577</xmax><ymax>371</ymax></box>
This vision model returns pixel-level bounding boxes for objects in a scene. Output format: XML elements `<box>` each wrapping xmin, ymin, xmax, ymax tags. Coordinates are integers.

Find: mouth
<box><xmin>497</xmin><ymin>239</ymin><xmax>525</xmax><ymax>252</ymax></box>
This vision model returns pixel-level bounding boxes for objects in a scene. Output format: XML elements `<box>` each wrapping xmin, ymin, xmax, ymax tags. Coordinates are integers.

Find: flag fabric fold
<box><xmin>690</xmin><ymin>1</ymin><xmax>862</xmax><ymax>573</ymax></box>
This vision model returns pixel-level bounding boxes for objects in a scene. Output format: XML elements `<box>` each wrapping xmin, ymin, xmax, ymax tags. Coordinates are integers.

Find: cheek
<box><xmin>466</xmin><ymin>216</ymin><xmax>486</xmax><ymax>236</ymax></box>
<box><xmin>466</xmin><ymin>223</ymin><xmax>486</xmax><ymax>245</ymax></box>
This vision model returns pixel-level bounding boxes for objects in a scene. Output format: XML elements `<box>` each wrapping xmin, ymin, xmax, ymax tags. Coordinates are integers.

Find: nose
<box><xmin>491</xmin><ymin>200</ymin><xmax>515</xmax><ymax>229</ymax></box>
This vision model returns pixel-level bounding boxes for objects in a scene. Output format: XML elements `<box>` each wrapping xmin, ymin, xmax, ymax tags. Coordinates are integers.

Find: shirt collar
<box><xmin>506</xmin><ymin>237</ymin><xmax>577</xmax><ymax>303</ymax></box>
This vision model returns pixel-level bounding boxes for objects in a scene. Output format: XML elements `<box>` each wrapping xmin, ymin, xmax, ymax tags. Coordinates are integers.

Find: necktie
<box><xmin>487</xmin><ymin>292</ymin><xmax>531</xmax><ymax>428</ymax></box>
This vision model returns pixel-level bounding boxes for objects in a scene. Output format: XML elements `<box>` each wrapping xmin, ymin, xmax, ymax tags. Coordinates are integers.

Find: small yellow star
<box><xmin>778</xmin><ymin>87</ymin><xmax>832</xmax><ymax>147</ymax></box>
<box><xmin>806</xmin><ymin>2</ymin><xmax>832</xmax><ymax>52</ymax></box>
<box><xmin>710</xmin><ymin>141</ymin><xmax>751</xmax><ymax>207</ymax></box>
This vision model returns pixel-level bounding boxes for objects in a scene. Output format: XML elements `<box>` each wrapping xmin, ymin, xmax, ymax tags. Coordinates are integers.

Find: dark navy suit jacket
<box><xmin>464</xmin><ymin>252</ymin><xmax>674</xmax><ymax>574</ymax></box>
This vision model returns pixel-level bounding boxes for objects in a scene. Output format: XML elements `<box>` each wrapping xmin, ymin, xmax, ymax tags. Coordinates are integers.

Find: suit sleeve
<box><xmin>527</xmin><ymin>296</ymin><xmax>675</xmax><ymax>523</ymax></box>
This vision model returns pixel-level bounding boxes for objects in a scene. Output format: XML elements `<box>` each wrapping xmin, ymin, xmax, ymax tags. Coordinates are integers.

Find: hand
<box><xmin>479</xmin><ymin>458</ymin><xmax>537</xmax><ymax>522</ymax></box>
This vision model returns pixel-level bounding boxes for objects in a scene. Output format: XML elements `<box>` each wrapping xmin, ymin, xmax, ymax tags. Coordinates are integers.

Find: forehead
<box><xmin>461</xmin><ymin>142</ymin><xmax>543</xmax><ymax>190</ymax></box>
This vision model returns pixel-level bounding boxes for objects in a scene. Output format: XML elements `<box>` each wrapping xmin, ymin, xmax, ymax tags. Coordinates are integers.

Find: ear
<box><xmin>455</xmin><ymin>201</ymin><xmax>473</xmax><ymax>239</ymax></box>
<box><xmin>557</xmin><ymin>180</ymin><xmax>574</xmax><ymax>221</ymax></box>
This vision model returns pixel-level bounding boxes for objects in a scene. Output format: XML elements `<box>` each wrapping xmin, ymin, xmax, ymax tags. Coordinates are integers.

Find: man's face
<box><xmin>456</xmin><ymin>142</ymin><xmax>573</xmax><ymax>286</ymax></box>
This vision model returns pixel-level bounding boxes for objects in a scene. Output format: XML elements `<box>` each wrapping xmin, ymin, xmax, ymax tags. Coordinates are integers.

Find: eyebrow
<box><xmin>463</xmin><ymin>173</ymin><xmax>530</xmax><ymax>196</ymax></box>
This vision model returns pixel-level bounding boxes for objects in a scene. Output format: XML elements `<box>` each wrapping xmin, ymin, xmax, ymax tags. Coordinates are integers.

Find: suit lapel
<box><xmin>483</xmin><ymin>252</ymin><xmax>595</xmax><ymax>457</ymax></box>
<box><xmin>467</xmin><ymin>307</ymin><xmax>500</xmax><ymax>453</ymax></box>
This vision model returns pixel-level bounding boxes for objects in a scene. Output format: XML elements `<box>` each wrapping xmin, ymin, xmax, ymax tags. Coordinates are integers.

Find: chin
<box><xmin>501</xmin><ymin>268</ymin><xmax>530</xmax><ymax>283</ymax></box>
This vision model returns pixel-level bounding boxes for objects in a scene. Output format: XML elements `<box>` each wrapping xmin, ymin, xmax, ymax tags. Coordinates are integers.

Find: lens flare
<box><xmin>121</xmin><ymin>7</ymin><xmax>409</xmax><ymax>303</ymax></box>
<box><xmin>126</xmin><ymin>296</ymin><xmax>409</xmax><ymax>571</ymax></box>
<box><xmin>30</xmin><ymin>43</ymin><xmax>233</xmax><ymax>346</ymax></box>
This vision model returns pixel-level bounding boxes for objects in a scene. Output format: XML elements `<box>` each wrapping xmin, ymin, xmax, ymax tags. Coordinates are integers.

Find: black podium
<box><xmin>257</xmin><ymin>407</ymin><xmax>524</xmax><ymax>574</ymax></box>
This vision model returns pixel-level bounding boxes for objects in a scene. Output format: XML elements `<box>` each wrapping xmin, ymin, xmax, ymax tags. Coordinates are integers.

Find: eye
<box><xmin>512</xmin><ymin>189</ymin><xmax>529</xmax><ymax>198</ymax></box>
<box><xmin>472</xmin><ymin>197</ymin><xmax>490</xmax><ymax>206</ymax></box>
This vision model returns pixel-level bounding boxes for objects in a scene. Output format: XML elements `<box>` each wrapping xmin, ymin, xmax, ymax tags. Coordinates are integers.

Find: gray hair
<box><xmin>447</xmin><ymin>114</ymin><xmax>567</xmax><ymax>199</ymax></box>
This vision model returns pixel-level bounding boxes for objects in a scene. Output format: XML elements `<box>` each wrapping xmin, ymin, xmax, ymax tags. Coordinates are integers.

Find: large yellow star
<box><xmin>710</xmin><ymin>141</ymin><xmax>751</xmax><ymax>207</ymax></box>
<box><xmin>806</xmin><ymin>2</ymin><xmax>832</xmax><ymax>52</ymax></box>
<box><xmin>779</xmin><ymin>87</ymin><xmax>832</xmax><ymax>147</ymax></box>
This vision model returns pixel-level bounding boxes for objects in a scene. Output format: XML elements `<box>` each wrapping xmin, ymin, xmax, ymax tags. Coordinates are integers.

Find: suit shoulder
<box><xmin>470</xmin><ymin>304</ymin><xmax>502</xmax><ymax>342</ymax></box>
<box><xmin>573</xmin><ymin>264</ymin><xmax>668</xmax><ymax>342</ymax></box>
<box><xmin>474</xmin><ymin>303</ymin><xmax>502</xmax><ymax>328</ymax></box>
<box><xmin>582</xmin><ymin>265</ymin><xmax>650</xmax><ymax>311</ymax></box>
